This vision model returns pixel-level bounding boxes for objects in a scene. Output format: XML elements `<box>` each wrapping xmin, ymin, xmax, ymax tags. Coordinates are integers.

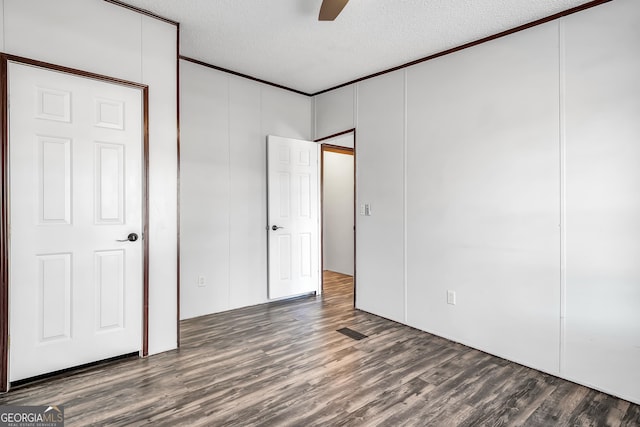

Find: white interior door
<box><xmin>267</xmin><ymin>135</ymin><xmax>320</xmax><ymax>299</ymax></box>
<box><xmin>8</xmin><ymin>62</ymin><xmax>143</xmax><ymax>382</ymax></box>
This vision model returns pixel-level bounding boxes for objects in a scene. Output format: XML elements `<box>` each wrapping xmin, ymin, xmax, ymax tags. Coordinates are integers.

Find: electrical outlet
<box><xmin>447</xmin><ymin>290</ymin><xmax>456</xmax><ymax>305</ymax></box>
<box><xmin>197</xmin><ymin>276</ymin><xmax>206</xmax><ymax>287</ymax></box>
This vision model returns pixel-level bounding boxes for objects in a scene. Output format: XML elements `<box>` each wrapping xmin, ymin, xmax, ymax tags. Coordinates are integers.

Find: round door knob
<box><xmin>117</xmin><ymin>233</ymin><xmax>139</xmax><ymax>242</ymax></box>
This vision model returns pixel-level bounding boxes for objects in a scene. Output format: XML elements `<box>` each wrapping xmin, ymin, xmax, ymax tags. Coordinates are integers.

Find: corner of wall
<box><xmin>402</xmin><ymin>68</ymin><xmax>408</xmax><ymax>325</ymax></box>
<box><xmin>557</xmin><ymin>14</ymin><xmax>567</xmax><ymax>378</ymax></box>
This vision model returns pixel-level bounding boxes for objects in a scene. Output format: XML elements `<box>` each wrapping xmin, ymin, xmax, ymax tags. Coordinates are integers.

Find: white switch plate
<box><xmin>364</xmin><ymin>204</ymin><xmax>372</xmax><ymax>216</ymax></box>
<box><xmin>198</xmin><ymin>276</ymin><xmax>206</xmax><ymax>287</ymax></box>
<box><xmin>360</xmin><ymin>204</ymin><xmax>366</xmax><ymax>215</ymax></box>
<box><xmin>447</xmin><ymin>290</ymin><xmax>456</xmax><ymax>305</ymax></box>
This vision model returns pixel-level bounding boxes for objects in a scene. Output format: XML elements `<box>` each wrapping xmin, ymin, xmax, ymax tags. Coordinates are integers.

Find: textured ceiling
<box><xmin>117</xmin><ymin>0</ymin><xmax>594</xmax><ymax>94</ymax></box>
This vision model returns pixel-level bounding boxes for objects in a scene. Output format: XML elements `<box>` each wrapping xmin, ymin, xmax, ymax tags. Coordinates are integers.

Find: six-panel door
<box><xmin>267</xmin><ymin>135</ymin><xmax>320</xmax><ymax>300</ymax></box>
<box><xmin>8</xmin><ymin>62</ymin><xmax>143</xmax><ymax>381</ymax></box>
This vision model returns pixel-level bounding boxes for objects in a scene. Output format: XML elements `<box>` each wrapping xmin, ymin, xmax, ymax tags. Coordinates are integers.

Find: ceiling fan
<box><xmin>318</xmin><ymin>0</ymin><xmax>349</xmax><ymax>21</ymax></box>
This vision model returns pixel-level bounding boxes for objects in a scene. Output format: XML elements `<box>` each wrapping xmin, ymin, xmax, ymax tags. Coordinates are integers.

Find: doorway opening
<box><xmin>317</xmin><ymin>129</ymin><xmax>356</xmax><ymax>305</ymax></box>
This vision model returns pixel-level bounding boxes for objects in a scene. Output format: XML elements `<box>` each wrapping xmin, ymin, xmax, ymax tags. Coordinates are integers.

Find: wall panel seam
<box><xmin>227</xmin><ymin>76</ymin><xmax>232</xmax><ymax>309</ymax></box>
<box><xmin>558</xmin><ymin>18</ymin><xmax>567</xmax><ymax>376</ymax></box>
<box><xmin>403</xmin><ymin>69</ymin><xmax>408</xmax><ymax>324</ymax></box>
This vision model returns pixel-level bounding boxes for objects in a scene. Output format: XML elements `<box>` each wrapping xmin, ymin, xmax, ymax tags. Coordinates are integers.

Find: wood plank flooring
<box><xmin>1</xmin><ymin>271</ymin><xmax>639</xmax><ymax>426</ymax></box>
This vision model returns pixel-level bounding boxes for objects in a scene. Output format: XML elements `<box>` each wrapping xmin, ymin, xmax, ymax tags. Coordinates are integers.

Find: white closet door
<box><xmin>9</xmin><ymin>62</ymin><xmax>143</xmax><ymax>381</ymax></box>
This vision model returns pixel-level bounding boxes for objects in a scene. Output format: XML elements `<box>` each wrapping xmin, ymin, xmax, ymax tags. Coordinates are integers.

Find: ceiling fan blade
<box><xmin>318</xmin><ymin>0</ymin><xmax>349</xmax><ymax>21</ymax></box>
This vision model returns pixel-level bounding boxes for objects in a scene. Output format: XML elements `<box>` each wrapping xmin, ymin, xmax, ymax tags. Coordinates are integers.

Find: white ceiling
<box><xmin>118</xmin><ymin>0</ymin><xmax>594</xmax><ymax>94</ymax></box>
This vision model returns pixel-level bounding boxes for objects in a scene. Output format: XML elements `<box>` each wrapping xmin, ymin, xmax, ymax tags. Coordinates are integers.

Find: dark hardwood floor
<box><xmin>1</xmin><ymin>271</ymin><xmax>639</xmax><ymax>426</ymax></box>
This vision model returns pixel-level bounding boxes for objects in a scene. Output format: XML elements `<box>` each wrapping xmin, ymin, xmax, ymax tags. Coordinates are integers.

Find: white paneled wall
<box><xmin>228</xmin><ymin>78</ymin><xmax>264</xmax><ymax>309</ymax></box>
<box><xmin>179</xmin><ymin>59</ymin><xmax>312</xmax><ymax>319</ymax></box>
<box><xmin>406</xmin><ymin>22</ymin><xmax>561</xmax><ymax>374</ymax></box>
<box><xmin>4</xmin><ymin>0</ymin><xmax>143</xmax><ymax>83</ymax></box>
<box><xmin>180</xmin><ymin>62</ymin><xmax>231</xmax><ymax>318</ymax></box>
<box><xmin>327</xmin><ymin>133</ymin><xmax>354</xmax><ymax>149</ymax></box>
<box><xmin>261</xmin><ymin>86</ymin><xmax>313</xmax><ymax>140</ymax></box>
<box><xmin>314</xmin><ymin>85</ymin><xmax>355</xmax><ymax>139</ymax></box>
<box><xmin>563</xmin><ymin>0</ymin><xmax>640</xmax><ymax>404</ymax></box>
<box><xmin>314</xmin><ymin>0</ymin><xmax>640</xmax><ymax>405</ymax></box>
<box><xmin>2</xmin><ymin>0</ymin><xmax>178</xmax><ymax>355</ymax></box>
<box><xmin>356</xmin><ymin>71</ymin><xmax>406</xmax><ymax>323</ymax></box>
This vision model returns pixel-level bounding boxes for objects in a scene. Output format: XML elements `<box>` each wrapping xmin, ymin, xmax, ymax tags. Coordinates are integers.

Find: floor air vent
<box><xmin>337</xmin><ymin>327</ymin><xmax>368</xmax><ymax>341</ymax></box>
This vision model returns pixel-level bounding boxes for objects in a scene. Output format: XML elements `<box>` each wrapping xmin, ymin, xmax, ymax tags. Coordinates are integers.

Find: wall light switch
<box><xmin>447</xmin><ymin>290</ymin><xmax>456</xmax><ymax>305</ymax></box>
<box><xmin>198</xmin><ymin>276</ymin><xmax>206</xmax><ymax>287</ymax></box>
<box><xmin>364</xmin><ymin>204</ymin><xmax>372</xmax><ymax>216</ymax></box>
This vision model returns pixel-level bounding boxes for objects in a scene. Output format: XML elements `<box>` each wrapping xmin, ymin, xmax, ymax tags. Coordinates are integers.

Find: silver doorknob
<box><xmin>271</xmin><ymin>225</ymin><xmax>284</xmax><ymax>231</ymax></box>
<box><xmin>117</xmin><ymin>233</ymin><xmax>139</xmax><ymax>242</ymax></box>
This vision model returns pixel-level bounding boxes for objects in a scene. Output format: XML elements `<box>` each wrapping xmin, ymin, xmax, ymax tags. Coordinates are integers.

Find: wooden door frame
<box><xmin>0</xmin><ymin>53</ymin><xmax>150</xmax><ymax>392</ymax></box>
<box><xmin>316</xmin><ymin>129</ymin><xmax>356</xmax><ymax>306</ymax></box>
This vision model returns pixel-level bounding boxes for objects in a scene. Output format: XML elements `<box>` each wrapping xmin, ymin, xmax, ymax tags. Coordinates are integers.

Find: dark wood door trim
<box><xmin>0</xmin><ymin>53</ymin><xmax>150</xmax><ymax>392</ymax></box>
<box><xmin>0</xmin><ymin>56</ymin><xmax>8</xmax><ymax>393</ymax></box>
<box><xmin>316</xmin><ymin>129</ymin><xmax>356</xmax><ymax>143</ymax></box>
<box><xmin>176</xmin><ymin>23</ymin><xmax>182</xmax><ymax>349</ymax></box>
<box><xmin>316</xmin><ymin>129</ymin><xmax>356</xmax><ymax>305</ymax></box>
<box><xmin>352</xmin><ymin>129</ymin><xmax>356</xmax><ymax>307</ymax></box>
<box><xmin>142</xmin><ymin>86</ymin><xmax>150</xmax><ymax>358</ymax></box>
<box><xmin>322</xmin><ymin>144</ymin><xmax>354</xmax><ymax>156</ymax></box>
